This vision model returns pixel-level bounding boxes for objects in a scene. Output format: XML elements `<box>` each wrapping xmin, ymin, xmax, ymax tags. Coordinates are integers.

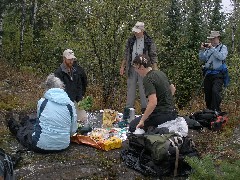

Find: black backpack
<box><xmin>190</xmin><ymin>109</ymin><xmax>228</xmax><ymax>131</ymax></box>
<box><xmin>121</xmin><ymin>132</ymin><xmax>199</xmax><ymax>177</ymax></box>
<box><xmin>0</xmin><ymin>148</ymin><xmax>16</xmax><ymax>180</ymax></box>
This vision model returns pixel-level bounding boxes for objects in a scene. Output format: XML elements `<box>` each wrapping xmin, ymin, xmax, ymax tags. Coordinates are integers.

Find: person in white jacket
<box><xmin>7</xmin><ymin>73</ymin><xmax>77</xmax><ymax>153</ymax></box>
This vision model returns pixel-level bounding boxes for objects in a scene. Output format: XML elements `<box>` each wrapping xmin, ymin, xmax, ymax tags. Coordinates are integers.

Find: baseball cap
<box><xmin>63</xmin><ymin>49</ymin><xmax>76</xmax><ymax>59</ymax></box>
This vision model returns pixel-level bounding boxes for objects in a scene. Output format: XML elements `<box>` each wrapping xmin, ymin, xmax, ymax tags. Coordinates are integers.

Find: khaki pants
<box><xmin>74</xmin><ymin>102</ymin><xmax>88</xmax><ymax>122</ymax></box>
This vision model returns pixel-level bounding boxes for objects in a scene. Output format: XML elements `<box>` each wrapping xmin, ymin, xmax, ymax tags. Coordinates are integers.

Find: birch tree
<box><xmin>31</xmin><ymin>0</ymin><xmax>38</xmax><ymax>37</ymax></box>
<box><xmin>0</xmin><ymin>15</ymin><xmax>3</xmax><ymax>54</ymax></box>
<box><xmin>231</xmin><ymin>0</ymin><xmax>237</xmax><ymax>53</ymax></box>
<box><xmin>20</xmin><ymin>0</ymin><xmax>26</xmax><ymax>58</ymax></box>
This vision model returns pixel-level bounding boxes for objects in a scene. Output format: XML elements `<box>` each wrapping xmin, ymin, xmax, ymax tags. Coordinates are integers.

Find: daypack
<box><xmin>121</xmin><ymin>132</ymin><xmax>199</xmax><ymax>177</ymax></box>
<box><xmin>190</xmin><ymin>109</ymin><xmax>228</xmax><ymax>131</ymax></box>
<box><xmin>0</xmin><ymin>148</ymin><xmax>16</xmax><ymax>180</ymax></box>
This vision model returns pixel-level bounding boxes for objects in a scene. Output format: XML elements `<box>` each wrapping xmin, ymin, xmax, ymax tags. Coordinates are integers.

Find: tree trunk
<box><xmin>231</xmin><ymin>0</ymin><xmax>236</xmax><ymax>53</ymax></box>
<box><xmin>0</xmin><ymin>14</ymin><xmax>3</xmax><ymax>57</ymax></box>
<box><xmin>20</xmin><ymin>0</ymin><xmax>26</xmax><ymax>58</ymax></box>
<box><xmin>32</xmin><ymin>0</ymin><xmax>38</xmax><ymax>33</ymax></box>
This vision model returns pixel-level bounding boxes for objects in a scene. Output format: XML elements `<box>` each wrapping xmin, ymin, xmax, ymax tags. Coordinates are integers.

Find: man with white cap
<box><xmin>120</xmin><ymin>21</ymin><xmax>158</xmax><ymax>113</ymax></box>
<box><xmin>55</xmin><ymin>49</ymin><xmax>87</xmax><ymax>104</ymax></box>
<box><xmin>199</xmin><ymin>31</ymin><xmax>229</xmax><ymax>112</ymax></box>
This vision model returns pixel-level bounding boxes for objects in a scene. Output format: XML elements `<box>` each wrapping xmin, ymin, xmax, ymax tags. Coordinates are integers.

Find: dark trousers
<box><xmin>204</xmin><ymin>73</ymin><xmax>224</xmax><ymax>112</ymax></box>
<box><xmin>129</xmin><ymin>111</ymin><xmax>177</xmax><ymax>132</ymax></box>
<box><xmin>8</xmin><ymin>117</ymin><xmax>65</xmax><ymax>154</ymax></box>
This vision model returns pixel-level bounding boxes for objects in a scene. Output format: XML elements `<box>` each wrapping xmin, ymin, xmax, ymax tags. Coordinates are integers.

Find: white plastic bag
<box><xmin>157</xmin><ymin>117</ymin><xmax>188</xmax><ymax>137</ymax></box>
<box><xmin>133</xmin><ymin>128</ymin><xmax>145</xmax><ymax>135</ymax></box>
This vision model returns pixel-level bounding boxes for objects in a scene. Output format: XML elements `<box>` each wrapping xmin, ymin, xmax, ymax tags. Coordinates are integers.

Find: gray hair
<box><xmin>45</xmin><ymin>73</ymin><xmax>65</xmax><ymax>90</ymax></box>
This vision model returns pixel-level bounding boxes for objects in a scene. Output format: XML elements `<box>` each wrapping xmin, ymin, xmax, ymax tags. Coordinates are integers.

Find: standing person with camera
<box><xmin>120</xmin><ymin>22</ymin><xmax>158</xmax><ymax>114</ymax></box>
<box><xmin>199</xmin><ymin>31</ymin><xmax>228</xmax><ymax>112</ymax></box>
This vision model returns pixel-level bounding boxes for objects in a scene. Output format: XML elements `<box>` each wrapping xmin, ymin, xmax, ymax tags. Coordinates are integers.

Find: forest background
<box><xmin>0</xmin><ymin>0</ymin><xmax>239</xmax><ymax>112</ymax></box>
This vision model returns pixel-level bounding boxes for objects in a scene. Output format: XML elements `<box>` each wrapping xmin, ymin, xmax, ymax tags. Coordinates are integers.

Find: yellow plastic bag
<box><xmin>99</xmin><ymin>136</ymin><xmax>122</xmax><ymax>151</ymax></box>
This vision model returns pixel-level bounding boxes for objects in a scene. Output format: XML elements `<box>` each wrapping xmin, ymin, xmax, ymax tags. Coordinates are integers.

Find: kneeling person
<box><xmin>7</xmin><ymin>73</ymin><xmax>78</xmax><ymax>153</ymax></box>
<box><xmin>129</xmin><ymin>54</ymin><xmax>177</xmax><ymax>132</ymax></box>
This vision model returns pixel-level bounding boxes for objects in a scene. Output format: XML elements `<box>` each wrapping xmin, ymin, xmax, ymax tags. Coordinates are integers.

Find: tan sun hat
<box><xmin>207</xmin><ymin>31</ymin><xmax>221</xmax><ymax>39</ymax></box>
<box><xmin>132</xmin><ymin>22</ymin><xmax>145</xmax><ymax>33</ymax></box>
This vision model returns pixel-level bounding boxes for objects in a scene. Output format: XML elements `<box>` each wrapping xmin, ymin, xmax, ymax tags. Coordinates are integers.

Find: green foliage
<box><xmin>1</xmin><ymin>0</ymin><xmax>239</xmax><ymax>110</ymax></box>
<box><xmin>223</xmin><ymin>54</ymin><xmax>240</xmax><ymax>103</ymax></box>
<box><xmin>209</xmin><ymin>0</ymin><xmax>225</xmax><ymax>31</ymax></box>
<box><xmin>186</xmin><ymin>155</ymin><xmax>240</xmax><ymax>180</ymax></box>
<box><xmin>78</xmin><ymin>96</ymin><xmax>93</xmax><ymax>111</ymax></box>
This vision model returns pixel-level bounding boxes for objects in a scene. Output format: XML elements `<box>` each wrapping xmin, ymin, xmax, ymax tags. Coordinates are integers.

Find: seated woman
<box><xmin>129</xmin><ymin>54</ymin><xmax>177</xmax><ymax>132</ymax></box>
<box><xmin>6</xmin><ymin>73</ymin><xmax>78</xmax><ymax>153</ymax></box>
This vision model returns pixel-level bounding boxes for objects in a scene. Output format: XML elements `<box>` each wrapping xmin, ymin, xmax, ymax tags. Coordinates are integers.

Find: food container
<box><xmin>129</xmin><ymin>108</ymin><xmax>135</xmax><ymax>123</ymax></box>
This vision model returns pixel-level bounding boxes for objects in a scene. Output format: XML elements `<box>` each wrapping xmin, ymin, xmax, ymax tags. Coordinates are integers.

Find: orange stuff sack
<box><xmin>71</xmin><ymin>134</ymin><xmax>122</xmax><ymax>151</ymax></box>
<box><xmin>71</xmin><ymin>134</ymin><xmax>102</xmax><ymax>150</ymax></box>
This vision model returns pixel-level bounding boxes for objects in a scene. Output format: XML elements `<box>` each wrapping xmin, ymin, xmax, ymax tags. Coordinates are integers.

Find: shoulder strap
<box><xmin>0</xmin><ymin>148</ymin><xmax>14</xmax><ymax>178</ymax></box>
<box><xmin>39</xmin><ymin>99</ymin><xmax>73</xmax><ymax>122</ymax></box>
<box><xmin>39</xmin><ymin>99</ymin><xmax>48</xmax><ymax>118</ymax></box>
<box><xmin>218</xmin><ymin>44</ymin><xmax>226</xmax><ymax>64</ymax></box>
<box><xmin>0</xmin><ymin>148</ymin><xmax>5</xmax><ymax>159</ymax></box>
<box><xmin>219</xmin><ymin>44</ymin><xmax>223</xmax><ymax>52</ymax></box>
<box><xmin>66</xmin><ymin>104</ymin><xmax>73</xmax><ymax>123</ymax></box>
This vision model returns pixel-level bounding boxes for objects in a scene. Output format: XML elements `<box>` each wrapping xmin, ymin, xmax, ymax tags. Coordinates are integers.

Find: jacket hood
<box><xmin>44</xmin><ymin>88</ymin><xmax>72</xmax><ymax>105</ymax></box>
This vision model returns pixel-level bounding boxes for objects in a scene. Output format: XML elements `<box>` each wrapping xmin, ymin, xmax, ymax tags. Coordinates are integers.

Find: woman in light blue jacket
<box><xmin>7</xmin><ymin>73</ymin><xmax>78</xmax><ymax>153</ymax></box>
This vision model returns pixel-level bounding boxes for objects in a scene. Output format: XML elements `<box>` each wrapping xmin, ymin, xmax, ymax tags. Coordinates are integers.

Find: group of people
<box><xmin>121</xmin><ymin>23</ymin><xmax>228</xmax><ymax>132</ymax></box>
<box><xmin>5</xmin><ymin>22</ymin><xmax>228</xmax><ymax>154</ymax></box>
<box><xmin>6</xmin><ymin>49</ymin><xmax>88</xmax><ymax>153</ymax></box>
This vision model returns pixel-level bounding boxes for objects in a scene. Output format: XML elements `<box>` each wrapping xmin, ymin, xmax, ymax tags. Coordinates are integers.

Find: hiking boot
<box><xmin>6</xmin><ymin>113</ymin><xmax>20</xmax><ymax>136</ymax></box>
<box><xmin>11</xmin><ymin>150</ymin><xmax>24</xmax><ymax>168</ymax></box>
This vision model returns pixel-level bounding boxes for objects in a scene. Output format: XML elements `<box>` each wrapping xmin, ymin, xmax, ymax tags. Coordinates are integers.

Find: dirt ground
<box><xmin>1</xmin><ymin>110</ymin><xmax>194</xmax><ymax>180</ymax></box>
<box><xmin>1</xmin><ymin>110</ymin><xmax>239</xmax><ymax>180</ymax></box>
<box><xmin>0</xmin><ymin>111</ymin><xmax>148</xmax><ymax>180</ymax></box>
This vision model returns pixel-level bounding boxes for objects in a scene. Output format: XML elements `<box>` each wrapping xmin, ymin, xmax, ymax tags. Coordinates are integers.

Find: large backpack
<box><xmin>0</xmin><ymin>148</ymin><xmax>15</xmax><ymax>180</ymax></box>
<box><xmin>121</xmin><ymin>132</ymin><xmax>198</xmax><ymax>177</ymax></box>
<box><xmin>190</xmin><ymin>109</ymin><xmax>228</xmax><ymax>131</ymax></box>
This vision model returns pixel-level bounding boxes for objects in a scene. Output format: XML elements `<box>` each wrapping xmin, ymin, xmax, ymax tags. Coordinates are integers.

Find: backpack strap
<box><xmin>66</xmin><ymin>104</ymin><xmax>73</xmax><ymax>123</ymax></box>
<box><xmin>169</xmin><ymin>138</ymin><xmax>180</xmax><ymax>177</ymax></box>
<box><xmin>174</xmin><ymin>146</ymin><xmax>179</xmax><ymax>177</ymax></box>
<box><xmin>39</xmin><ymin>99</ymin><xmax>73</xmax><ymax>122</ymax></box>
<box><xmin>0</xmin><ymin>148</ymin><xmax>14</xmax><ymax>178</ymax></box>
<box><xmin>39</xmin><ymin>99</ymin><xmax>48</xmax><ymax>118</ymax></box>
<box><xmin>218</xmin><ymin>44</ymin><xmax>226</xmax><ymax>64</ymax></box>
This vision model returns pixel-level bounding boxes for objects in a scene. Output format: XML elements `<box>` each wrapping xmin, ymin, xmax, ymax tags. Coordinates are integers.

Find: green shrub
<box><xmin>186</xmin><ymin>155</ymin><xmax>240</xmax><ymax>180</ymax></box>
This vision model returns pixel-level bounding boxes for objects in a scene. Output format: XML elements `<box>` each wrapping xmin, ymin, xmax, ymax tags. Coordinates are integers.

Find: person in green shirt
<box><xmin>129</xmin><ymin>54</ymin><xmax>177</xmax><ymax>132</ymax></box>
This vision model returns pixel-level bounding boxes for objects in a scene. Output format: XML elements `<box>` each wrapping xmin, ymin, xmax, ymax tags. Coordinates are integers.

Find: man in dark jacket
<box><xmin>55</xmin><ymin>49</ymin><xmax>88</xmax><ymax>103</ymax></box>
<box><xmin>120</xmin><ymin>22</ymin><xmax>158</xmax><ymax>113</ymax></box>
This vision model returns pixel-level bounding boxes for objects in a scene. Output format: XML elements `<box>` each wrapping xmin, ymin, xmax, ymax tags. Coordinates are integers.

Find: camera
<box><xmin>203</xmin><ymin>43</ymin><xmax>210</xmax><ymax>48</ymax></box>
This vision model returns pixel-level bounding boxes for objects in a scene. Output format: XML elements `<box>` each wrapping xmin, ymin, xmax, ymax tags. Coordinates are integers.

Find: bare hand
<box><xmin>120</xmin><ymin>66</ymin><xmax>125</xmax><ymax>76</ymax></box>
<box><xmin>136</xmin><ymin>119</ymin><xmax>144</xmax><ymax>129</ymax></box>
<box><xmin>169</xmin><ymin>84</ymin><xmax>176</xmax><ymax>96</ymax></box>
